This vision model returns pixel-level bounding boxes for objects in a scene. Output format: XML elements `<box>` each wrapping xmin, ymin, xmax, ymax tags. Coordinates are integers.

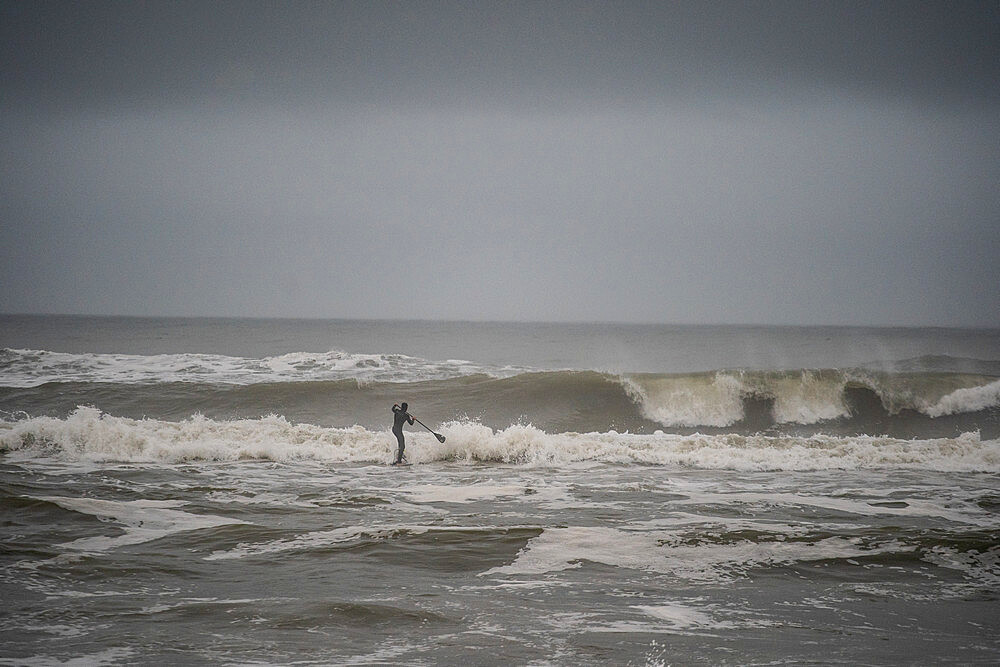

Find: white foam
<box><xmin>926</xmin><ymin>379</ymin><xmax>1000</xmax><ymax>417</ymax></box>
<box><xmin>0</xmin><ymin>347</ymin><xmax>526</xmax><ymax>387</ymax></box>
<box><xmin>206</xmin><ymin>525</ymin><xmax>412</xmax><ymax>560</ymax></box>
<box><xmin>405</xmin><ymin>484</ymin><xmax>528</xmax><ymax>503</ymax></box>
<box><xmin>481</xmin><ymin>526</ymin><xmax>913</xmax><ymax>581</ymax></box>
<box><xmin>339</xmin><ymin>640</ymin><xmax>429</xmax><ymax>666</ymax></box>
<box><xmin>622</xmin><ymin>373</ymin><xmax>745</xmax><ymax>427</ymax></box>
<box><xmin>3</xmin><ymin>407</ymin><xmax>999</xmax><ymax>471</ymax></box>
<box><xmin>0</xmin><ymin>407</ymin><xmax>395</xmax><ymax>464</ymax></box>
<box><xmin>138</xmin><ymin>597</ymin><xmax>274</xmax><ymax>615</ymax></box>
<box><xmin>16</xmin><ymin>624</ymin><xmax>90</xmax><ymax>638</ymax></box>
<box><xmin>206</xmin><ymin>524</ymin><xmax>540</xmax><ymax>561</ymax></box>
<box><xmin>11</xmin><ymin>647</ymin><xmax>138</xmax><ymax>667</ymax></box>
<box><xmin>674</xmin><ymin>491</ymin><xmax>989</xmax><ymax>525</ymax></box>
<box><xmin>627</xmin><ymin>513</ymin><xmax>834</xmax><ymax>537</ymax></box>
<box><xmin>205</xmin><ymin>490</ymin><xmax>318</xmax><ymax>508</ymax></box>
<box><xmin>922</xmin><ymin>545</ymin><xmax>1000</xmax><ymax>587</ymax></box>
<box><xmin>36</xmin><ymin>495</ymin><xmax>246</xmax><ymax>553</ymax></box>
<box><xmin>425</xmin><ymin>422</ymin><xmax>1000</xmax><ymax>472</ymax></box>
<box><xmin>622</xmin><ymin>370</ymin><xmax>853</xmax><ymax>427</ymax></box>
<box><xmin>631</xmin><ymin>604</ymin><xmax>716</xmax><ymax>628</ymax></box>
<box><xmin>769</xmin><ymin>371</ymin><xmax>851</xmax><ymax>423</ymax></box>
<box><xmin>402</xmin><ymin>482</ymin><xmax>570</xmax><ymax>505</ymax></box>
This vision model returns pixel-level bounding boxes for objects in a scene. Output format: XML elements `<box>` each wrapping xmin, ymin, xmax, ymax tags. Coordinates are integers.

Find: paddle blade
<box><xmin>435</xmin><ymin>433</ymin><xmax>446</xmax><ymax>443</ymax></box>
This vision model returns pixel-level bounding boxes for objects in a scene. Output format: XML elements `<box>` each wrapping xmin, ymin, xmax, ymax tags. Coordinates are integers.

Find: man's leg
<box><xmin>394</xmin><ymin>431</ymin><xmax>405</xmax><ymax>463</ymax></box>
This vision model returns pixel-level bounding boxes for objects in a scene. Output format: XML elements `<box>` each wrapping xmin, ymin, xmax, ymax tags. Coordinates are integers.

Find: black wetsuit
<box><xmin>391</xmin><ymin>405</ymin><xmax>414</xmax><ymax>463</ymax></box>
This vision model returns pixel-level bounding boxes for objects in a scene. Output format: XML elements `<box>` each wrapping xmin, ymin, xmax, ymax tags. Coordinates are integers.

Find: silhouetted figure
<box><xmin>391</xmin><ymin>402</ymin><xmax>414</xmax><ymax>464</ymax></box>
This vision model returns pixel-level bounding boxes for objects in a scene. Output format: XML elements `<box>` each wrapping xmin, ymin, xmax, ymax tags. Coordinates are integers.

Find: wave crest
<box><xmin>2</xmin><ymin>407</ymin><xmax>998</xmax><ymax>472</ymax></box>
<box><xmin>621</xmin><ymin>369</ymin><xmax>1000</xmax><ymax>427</ymax></box>
<box><xmin>926</xmin><ymin>379</ymin><xmax>1000</xmax><ymax>417</ymax></box>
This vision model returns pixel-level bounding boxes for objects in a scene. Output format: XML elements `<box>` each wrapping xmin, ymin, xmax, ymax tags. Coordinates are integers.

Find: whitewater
<box><xmin>4</xmin><ymin>407</ymin><xmax>999</xmax><ymax>473</ymax></box>
<box><xmin>2</xmin><ymin>316</ymin><xmax>999</xmax><ymax>665</ymax></box>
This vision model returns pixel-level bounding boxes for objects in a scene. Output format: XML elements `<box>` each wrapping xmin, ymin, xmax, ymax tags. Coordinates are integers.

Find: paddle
<box><xmin>409</xmin><ymin>414</ymin><xmax>446</xmax><ymax>443</ymax></box>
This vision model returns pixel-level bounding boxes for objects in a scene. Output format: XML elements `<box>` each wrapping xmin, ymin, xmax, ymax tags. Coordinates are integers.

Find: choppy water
<box><xmin>2</xmin><ymin>316</ymin><xmax>999</xmax><ymax>664</ymax></box>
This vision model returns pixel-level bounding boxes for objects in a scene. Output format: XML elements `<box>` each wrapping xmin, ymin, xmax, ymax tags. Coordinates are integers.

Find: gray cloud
<box><xmin>4</xmin><ymin>1</ymin><xmax>998</xmax><ymax>109</ymax></box>
<box><xmin>2</xmin><ymin>1</ymin><xmax>998</xmax><ymax>325</ymax></box>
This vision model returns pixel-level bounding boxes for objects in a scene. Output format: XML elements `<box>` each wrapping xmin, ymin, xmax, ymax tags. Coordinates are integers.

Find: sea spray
<box><xmin>619</xmin><ymin>369</ymin><xmax>1000</xmax><ymax>427</ymax></box>
<box><xmin>621</xmin><ymin>373</ymin><xmax>746</xmax><ymax>427</ymax></box>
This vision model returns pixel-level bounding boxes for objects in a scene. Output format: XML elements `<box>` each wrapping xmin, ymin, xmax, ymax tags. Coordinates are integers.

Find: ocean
<box><xmin>1</xmin><ymin>315</ymin><xmax>998</xmax><ymax>665</ymax></box>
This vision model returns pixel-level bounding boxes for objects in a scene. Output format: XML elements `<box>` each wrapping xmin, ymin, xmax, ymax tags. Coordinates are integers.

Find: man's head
<box><xmin>401</xmin><ymin>402</ymin><xmax>408</xmax><ymax>411</ymax></box>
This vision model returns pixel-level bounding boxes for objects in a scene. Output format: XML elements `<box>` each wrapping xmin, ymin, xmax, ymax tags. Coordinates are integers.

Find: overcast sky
<box><xmin>2</xmin><ymin>1</ymin><xmax>998</xmax><ymax>326</ymax></box>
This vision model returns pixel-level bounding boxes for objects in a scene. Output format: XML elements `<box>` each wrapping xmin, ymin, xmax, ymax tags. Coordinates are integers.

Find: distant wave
<box><xmin>2</xmin><ymin>407</ymin><xmax>997</xmax><ymax>472</ymax></box>
<box><xmin>0</xmin><ymin>347</ymin><xmax>528</xmax><ymax>387</ymax></box>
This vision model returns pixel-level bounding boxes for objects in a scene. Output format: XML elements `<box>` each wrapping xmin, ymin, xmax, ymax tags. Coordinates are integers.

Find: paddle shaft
<box><xmin>407</xmin><ymin>414</ymin><xmax>445</xmax><ymax>442</ymax></box>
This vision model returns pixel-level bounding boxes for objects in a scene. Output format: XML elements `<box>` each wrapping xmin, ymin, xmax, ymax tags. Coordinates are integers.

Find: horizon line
<box><xmin>2</xmin><ymin>311</ymin><xmax>997</xmax><ymax>332</ymax></box>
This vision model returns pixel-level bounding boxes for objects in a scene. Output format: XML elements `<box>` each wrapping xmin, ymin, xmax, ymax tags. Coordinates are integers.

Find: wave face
<box><xmin>2</xmin><ymin>407</ymin><xmax>998</xmax><ymax>472</ymax></box>
<box><xmin>623</xmin><ymin>369</ymin><xmax>1000</xmax><ymax>427</ymax></box>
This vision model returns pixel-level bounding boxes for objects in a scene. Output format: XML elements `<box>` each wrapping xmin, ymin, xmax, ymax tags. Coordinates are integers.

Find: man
<box><xmin>391</xmin><ymin>402</ymin><xmax>414</xmax><ymax>465</ymax></box>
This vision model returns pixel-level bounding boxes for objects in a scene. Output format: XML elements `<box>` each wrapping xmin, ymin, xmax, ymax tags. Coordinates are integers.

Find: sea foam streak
<box><xmin>35</xmin><ymin>496</ymin><xmax>246</xmax><ymax>553</ymax></box>
<box><xmin>2</xmin><ymin>407</ymin><xmax>997</xmax><ymax>472</ymax></box>
<box><xmin>480</xmin><ymin>526</ymin><xmax>909</xmax><ymax>581</ymax></box>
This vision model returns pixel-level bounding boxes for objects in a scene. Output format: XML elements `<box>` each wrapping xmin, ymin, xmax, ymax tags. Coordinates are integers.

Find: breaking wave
<box><xmin>621</xmin><ymin>370</ymin><xmax>1000</xmax><ymax>427</ymax></box>
<box><xmin>2</xmin><ymin>407</ymin><xmax>998</xmax><ymax>472</ymax></box>
<box><xmin>2</xmin><ymin>348</ymin><xmax>998</xmax><ymax>436</ymax></box>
